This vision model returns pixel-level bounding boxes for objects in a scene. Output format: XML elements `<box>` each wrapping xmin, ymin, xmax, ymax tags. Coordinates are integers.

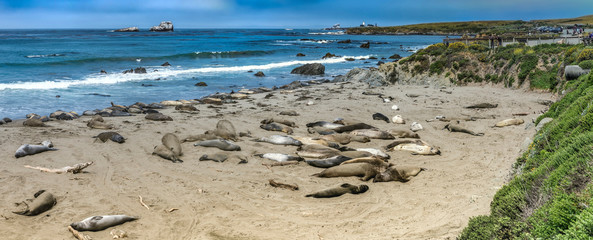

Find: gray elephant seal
<box><xmin>372</xmin><ymin>113</ymin><xmax>390</xmax><ymax>123</ymax></box>
<box><xmin>374</xmin><ymin>166</ymin><xmax>426</xmax><ymax>183</ymax></box>
<box><xmin>307</xmin><ymin>126</ymin><xmax>337</xmax><ymax>135</ymax></box>
<box><xmin>255</xmin><ymin>153</ymin><xmax>303</xmax><ymax>162</ymax></box>
<box><xmin>306</xmin><ymin>183</ymin><xmax>369</xmax><ymax>198</ymax></box>
<box><xmin>15</xmin><ymin>141</ymin><xmax>57</xmax><ymax>158</ymax></box>
<box><xmin>260</xmin><ymin>123</ymin><xmax>293</xmax><ymax>134</ymax></box>
<box><xmin>194</xmin><ymin>139</ymin><xmax>241</xmax><ymax>151</ymax></box>
<box><xmin>70</xmin><ymin>215</ymin><xmax>138</xmax><ymax>231</ymax></box>
<box><xmin>13</xmin><ymin>190</ymin><xmax>56</xmax><ymax>216</ymax></box>
<box><xmin>350</xmin><ymin>129</ymin><xmax>394</xmax><ymax>139</ymax></box>
<box><xmin>87</xmin><ymin>120</ymin><xmax>114</xmax><ymax>130</ymax></box>
<box><xmin>162</xmin><ymin>133</ymin><xmax>182</xmax><ymax>157</ymax></box>
<box><xmin>296</xmin><ymin>144</ymin><xmax>341</xmax><ymax>159</ymax></box>
<box><xmin>254</xmin><ymin>135</ymin><xmax>302</xmax><ymax>146</ymax></box>
<box><xmin>145</xmin><ymin>113</ymin><xmax>173</xmax><ymax>121</ymax></box>
<box><xmin>200</xmin><ymin>153</ymin><xmax>228</xmax><ymax>162</ymax></box>
<box><xmin>443</xmin><ymin>124</ymin><xmax>484</xmax><ymax>136</ymax></box>
<box><xmin>93</xmin><ymin>132</ymin><xmax>125</xmax><ymax>143</ymax></box>
<box><xmin>305</xmin><ymin>155</ymin><xmax>352</xmax><ymax>168</ymax></box>
<box><xmin>333</xmin><ymin>123</ymin><xmax>376</xmax><ymax>133</ymax></box>
<box><xmin>465</xmin><ymin>103</ymin><xmax>498</xmax><ymax>109</ymax></box>
<box><xmin>320</xmin><ymin>134</ymin><xmax>370</xmax><ymax>144</ymax></box>
<box><xmin>312</xmin><ymin>163</ymin><xmax>380</xmax><ymax>181</ymax></box>
<box><xmin>153</xmin><ymin>144</ymin><xmax>182</xmax><ymax>163</ymax></box>
<box><xmin>384</xmin><ymin>139</ymin><xmax>440</xmax><ymax>155</ymax></box>
<box><xmin>279</xmin><ymin>110</ymin><xmax>299</xmax><ymax>116</ymax></box>
<box><xmin>388</xmin><ymin>130</ymin><xmax>420</xmax><ymax>139</ymax></box>
<box><xmin>181</xmin><ymin>133</ymin><xmax>218</xmax><ymax>143</ymax></box>
<box><xmin>261</xmin><ymin>118</ymin><xmax>296</xmax><ymax>127</ymax></box>
<box><xmin>205</xmin><ymin>119</ymin><xmax>238</xmax><ymax>141</ymax></box>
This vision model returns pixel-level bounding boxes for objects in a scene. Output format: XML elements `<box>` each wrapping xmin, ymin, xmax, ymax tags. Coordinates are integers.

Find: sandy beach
<box><xmin>0</xmin><ymin>80</ymin><xmax>553</xmax><ymax>239</ymax></box>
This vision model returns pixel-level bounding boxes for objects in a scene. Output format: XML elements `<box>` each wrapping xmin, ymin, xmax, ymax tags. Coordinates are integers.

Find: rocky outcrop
<box><xmin>337</xmin><ymin>39</ymin><xmax>351</xmax><ymax>44</ymax></box>
<box><xmin>291</xmin><ymin>63</ymin><xmax>325</xmax><ymax>75</ymax></box>
<box><xmin>378</xmin><ymin>62</ymin><xmax>452</xmax><ymax>86</ymax></box>
<box><xmin>123</xmin><ymin>67</ymin><xmax>147</xmax><ymax>74</ymax></box>
<box><xmin>150</xmin><ymin>21</ymin><xmax>174</xmax><ymax>32</ymax></box>
<box><xmin>254</xmin><ymin>71</ymin><xmax>265</xmax><ymax>77</ymax></box>
<box><xmin>321</xmin><ymin>53</ymin><xmax>337</xmax><ymax>59</ymax></box>
<box><xmin>114</xmin><ymin>27</ymin><xmax>139</xmax><ymax>32</ymax></box>
<box><xmin>333</xmin><ymin>68</ymin><xmax>388</xmax><ymax>87</ymax></box>
<box><xmin>296</xmin><ymin>53</ymin><xmax>306</xmax><ymax>57</ymax></box>
<box><xmin>360</xmin><ymin>42</ymin><xmax>370</xmax><ymax>48</ymax></box>
<box><xmin>388</xmin><ymin>54</ymin><xmax>402</xmax><ymax>59</ymax></box>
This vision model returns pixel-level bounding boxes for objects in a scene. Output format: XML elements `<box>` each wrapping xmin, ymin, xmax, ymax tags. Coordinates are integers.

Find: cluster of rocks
<box><xmin>0</xmin><ymin>117</ymin><xmax>12</xmax><ymax>125</ymax></box>
<box><xmin>112</xmin><ymin>21</ymin><xmax>173</xmax><ymax>32</ymax></box>
<box><xmin>114</xmin><ymin>27</ymin><xmax>139</xmax><ymax>32</ymax></box>
<box><xmin>122</xmin><ymin>67</ymin><xmax>147</xmax><ymax>74</ymax></box>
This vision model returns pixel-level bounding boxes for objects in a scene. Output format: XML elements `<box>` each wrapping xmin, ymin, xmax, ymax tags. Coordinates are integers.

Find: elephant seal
<box><xmin>205</xmin><ymin>119</ymin><xmax>238</xmax><ymax>141</ymax></box>
<box><xmin>388</xmin><ymin>130</ymin><xmax>419</xmax><ymax>138</ymax></box>
<box><xmin>93</xmin><ymin>132</ymin><xmax>125</xmax><ymax>143</ymax></box>
<box><xmin>292</xmin><ymin>136</ymin><xmax>338</xmax><ymax>148</ymax></box>
<box><xmin>372</xmin><ymin>113</ymin><xmax>390</xmax><ymax>123</ymax></box>
<box><xmin>145</xmin><ymin>113</ymin><xmax>173</xmax><ymax>121</ymax></box>
<box><xmin>374</xmin><ymin>166</ymin><xmax>426</xmax><ymax>183</ymax></box>
<box><xmin>339</xmin><ymin>151</ymin><xmax>374</xmax><ymax>159</ymax></box>
<box><xmin>261</xmin><ymin>118</ymin><xmax>296</xmax><ymax>127</ymax></box>
<box><xmin>199</xmin><ymin>153</ymin><xmax>228</xmax><ymax>162</ymax></box>
<box><xmin>70</xmin><ymin>215</ymin><xmax>138</xmax><ymax>231</ymax></box>
<box><xmin>494</xmin><ymin>118</ymin><xmax>524</xmax><ymax>127</ymax></box>
<box><xmin>333</xmin><ymin>123</ymin><xmax>376</xmax><ymax>133</ymax></box>
<box><xmin>260</xmin><ymin>123</ymin><xmax>293</xmax><ymax>134</ymax></box>
<box><xmin>353</xmin><ymin>148</ymin><xmax>390</xmax><ymax>159</ymax></box>
<box><xmin>384</xmin><ymin>139</ymin><xmax>440</xmax><ymax>155</ymax></box>
<box><xmin>194</xmin><ymin>139</ymin><xmax>241</xmax><ymax>151</ymax></box>
<box><xmin>305</xmin><ymin>183</ymin><xmax>369</xmax><ymax>198</ymax></box>
<box><xmin>181</xmin><ymin>133</ymin><xmax>219</xmax><ymax>143</ymax></box>
<box><xmin>320</xmin><ymin>134</ymin><xmax>370</xmax><ymax>144</ymax></box>
<box><xmin>162</xmin><ymin>133</ymin><xmax>182</xmax><ymax>157</ymax></box>
<box><xmin>410</xmin><ymin>122</ymin><xmax>423</xmax><ymax>132</ymax></box>
<box><xmin>312</xmin><ymin>163</ymin><xmax>380</xmax><ymax>181</ymax></box>
<box><xmin>254</xmin><ymin>135</ymin><xmax>302</xmax><ymax>146</ymax></box>
<box><xmin>305</xmin><ymin>155</ymin><xmax>352</xmax><ymax>168</ymax></box>
<box><xmin>175</xmin><ymin>104</ymin><xmax>198</xmax><ymax>112</ymax></box>
<box><xmin>23</xmin><ymin>118</ymin><xmax>46</xmax><ymax>127</ymax></box>
<box><xmin>15</xmin><ymin>141</ymin><xmax>57</xmax><ymax>158</ymax></box>
<box><xmin>13</xmin><ymin>190</ymin><xmax>56</xmax><ymax>216</ymax></box>
<box><xmin>87</xmin><ymin>120</ymin><xmax>114</xmax><ymax>129</ymax></box>
<box><xmin>350</xmin><ymin>129</ymin><xmax>394</xmax><ymax>139</ymax></box>
<box><xmin>465</xmin><ymin>103</ymin><xmax>498</xmax><ymax>109</ymax></box>
<box><xmin>153</xmin><ymin>144</ymin><xmax>182</xmax><ymax>163</ymax></box>
<box><xmin>279</xmin><ymin>110</ymin><xmax>299</xmax><ymax>116</ymax></box>
<box><xmin>305</xmin><ymin>121</ymin><xmax>344</xmax><ymax>129</ymax></box>
<box><xmin>296</xmin><ymin>144</ymin><xmax>342</xmax><ymax>159</ymax></box>
<box><xmin>255</xmin><ymin>153</ymin><xmax>303</xmax><ymax>162</ymax></box>
<box><xmin>307</xmin><ymin>126</ymin><xmax>336</xmax><ymax>135</ymax></box>
<box><xmin>443</xmin><ymin>124</ymin><xmax>484</xmax><ymax>136</ymax></box>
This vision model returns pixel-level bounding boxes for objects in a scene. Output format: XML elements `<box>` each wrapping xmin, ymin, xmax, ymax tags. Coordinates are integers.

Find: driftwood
<box><xmin>262</xmin><ymin>161</ymin><xmax>299</xmax><ymax>167</ymax></box>
<box><xmin>138</xmin><ymin>195</ymin><xmax>149</xmax><ymax>210</ymax></box>
<box><xmin>512</xmin><ymin>112</ymin><xmax>529</xmax><ymax>116</ymax></box>
<box><xmin>68</xmin><ymin>225</ymin><xmax>92</xmax><ymax>240</ymax></box>
<box><xmin>24</xmin><ymin>162</ymin><xmax>93</xmax><ymax>174</ymax></box>
<box><xmin>269</xmin><ymin>179</ymin><xmax>299</xmax><ymax>191</ymax></box>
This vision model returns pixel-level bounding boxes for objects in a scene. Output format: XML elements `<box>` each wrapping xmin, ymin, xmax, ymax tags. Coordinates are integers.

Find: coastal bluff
<box><xmin>150</xmin><ymin>21</ymin><xmax>174</xmax><ymax>32</ymax></box>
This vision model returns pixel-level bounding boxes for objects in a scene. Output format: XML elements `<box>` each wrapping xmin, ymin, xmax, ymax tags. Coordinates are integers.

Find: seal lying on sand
<box><xmin>350</xmin><ymin>129</ymin><xmax>394</xmax><ymax>139</ymax></box>
<box><xmin>313</xmin><ymin>163</ymin><xmax>381</xmax><ymax>181</ymax></box>
<box><xmin>292</xmin><ymin>136</ymin><xmax>338</xmax><ymax>148</ymax></box>
<box><xmin>153</xmin><ymin>144</ymin><xmax>182</xmax><ymax>163</ymax></box>
<box><xmin>374</xmin><ymin>166</ymin><xmax>426</xmax><ymax>182</ymax></box>
<box><xmin>305</xmin><ymin>121</ymin><xmax>344</xmax><ymax>129</ymax></box>
<box><xmin>443</xmin><ymin>124</ymin><xmax>484</xmax><ymax>136</ymax></box>
<box><xmin>260</xmin><ymin>123</ymin><xmax>293</xmax><ymax>134</ymax></box>
<box><xmin>206</xmin><ymin>120</ymin><xmax>238</xmax><ymax>141</ymax></box>
<box><xmin>307</xmin><ymin>126</ymin><xmax>336</xmax><ymax>135</ymax></box>
<box><xmin>255</xmin><ymin>153</ymin><xmax>303</xmax><ymax>162</ymax></box>
<box><xmin>465</xmin><ymin>103</ymin><xmax>498</xmax><ymax>109</ymax></box>
<box><xmin>254</xmin><ymin>135</ymin><xmax>302</xmax><ymax>146</ymax></box>
<box><xmin>145</xmin><ymin>113</ymin><xmax>173</xmax><ymax>121</ymax></box>
<box><xmin>194</xmin><ymin>139</ymin><xmax>241</xmax><ymax>151</ymax></box>
<box><xmin>181</xmin><ymin>133</ymin><xmax>219</xmax><ymax>143</ymax></box>
<box><xmin>388</xmin><ymin>130</ymin><xmax>419</xmax><ymax>138</ymax></box>
<box><xmin>384</xmin><ymin>139</ymin><xmax>440</xmax><ymax>155</ymax></box>
<box><xmin>23</xmin><ymin>118</ymin><xmax>46</xmax><ymax>127</ymax></box>
<box><xmin>13</xmin><ymin>190</ymin><xmax>56</xmax><ymax>216</ymax></box>
<box><xmin>153</xmin><ymin>133</ymin><xmax>183</xmax><ymax>163</ymax></box>
<box><xmin>200</xmin><ymin>153</ymin><xmax>247</xmax><ymax>163</ymax></box>
<box><xmin>305</xmin><ymin>155</ymin><xmax>353</xmax><ymax>168</ymax></box>
<box><xmin>320</xmin><ymin>134</ymin><xmax>370</xmax><ymax>144</ymax></box>
<box><xmin>372</xmin><ymin>113</ymin><xmax>390</xmax><ymax>123</ymax></box>
<box><xmin>70</xmin><ymin>215</ymin><xmax>138</xmax><ymax>231</ymax></box>
<box><xmin>333</xmin><ymin>123</ymin><xmax>376</xmax><ymax>133</ymax></box>
<box><xmin>93</xmin><ymin>132</ymin><xmax>125</xmax><ymax>143</ymax></box>
<box><xmin>15</xmin><ymin>140</ymin><xmax>57</xmax><ymax>158</ymax></box>
<box><xmin>261</xmin><ymin>118</ymin><xmax>296</xmax><ymax>127</ymax></box>
<box><xmin>305</xmin><ymin>183</ymin><xmax>369</xmax><ymax>198</ymax></box>
<box><xmin>87</xmin><ymin>120</ymin><xmax>114</xmax><ymax>130</ymax></box>
<box><xmin>494</xmin><ymin>118</ymin><xmax>524</xmax><ymax>127</ymax></box>
<box><xmin>297</xmin><ymin>144</ymin><xmax>341</xmax><ymax>158</ymax></box>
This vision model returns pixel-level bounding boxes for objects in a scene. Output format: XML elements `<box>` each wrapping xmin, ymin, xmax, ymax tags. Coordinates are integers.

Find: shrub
<box><xmin>423</xmin><ymin>43</ymin><xmax>446</xmax><ymax>56</ymax></box>
<box><xmin>530</xmin><ymin>69</ymin><xmax>558</xmax><ymax>90</ymax></box>
<box><xmin>447</xmin><ymin>42</ymin><xmax>468</xmax><ymax>53</ymax></box>
<box><xmin>429</xmin><ymin>60</ymin><xmax>446</xmax><ymax>75</ymax></box>
<box><xmin>469</xmin><ymin>42</ymin><xmax>489</xmax><ymax>52</ymax></box>
<box><xmin>579</xmin><ymin>60</ymin><xmax>593</xmax><ymax>69</ymax></box>
<box><xmin>514</xmin><ymin>48</ymin><xmax>524</xmax><ymax>55</ymax></box>
<box><xmin>518</xmin><ymin>54</ymin><xmax>539</xmax><ymax>85</ymax></box>
<box><xmin>577</xmin><ymin>49</ymin><xmax>593</xmax><ymax>62</ymax></box>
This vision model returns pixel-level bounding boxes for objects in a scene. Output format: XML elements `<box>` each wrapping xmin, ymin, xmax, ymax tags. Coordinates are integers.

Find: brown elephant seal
<box><xmin>350</xmin><ymin>129</ymin><xmax>394</xmax><ymax>139</ymax></box>
<box><xmin>175</xmin><ymin>104</ymin><xmax>198</xmax><ymax>112</ymax></box>
<box><xmin>199</xmin><ymin>153</ymin><xmax>228</xmax><ymax>162</ymax></box>
<box><xmin>372</xmin><ymin>113</ymin><xmax>390</xmax><ymax>123</ymax></box>
<box><xmin>384</xmin><ymin>139</ymin><xmax>440</xmax><ymax>155</ymax></box>
<box><xmin>153</xmin><ymin>144</ymin><xmax>182</xmax><ymax>163</ymax></box>
<box><xmin>255</xmin><ymin>153</ymin><xmax>303</xmax><ymax>162</ymax></box>
<box><xmin>181</xmin><ymin>133</ymin><xmax>219</xmax><ymax>143</ymax></box>
<box><xmin>205</xmin><ymin>120</ymin><xmax>238</xmax><ymax>141</ymax></box>
<box><xmin>305</xmin><ymin>155</ymin><xmax>352</xmax><ymax>168</ymax></box>
<box><xmin>194</xmin><ymin>139</ymin><xmax>241</xmax><ymax>151</ymax></box>
<box><xmin>320</xmin><ymin>134</ymin><xmax>370</xmax><ymax>144</ymax></box>
<box><xmin>312</xmin><ymin>163</ymin><xmax>381</xmax><ymax>181</ymax></box>
<box><xmin>15</xmin><ymin>141</ymin><xmax>57</xmax><ymax>158</ymax></box>
<box><xmin>388</xmin><ymin>130</ymin><xmax>420</xmax><ymax>138</ymax></box>
<box><xmin>261</xmin><ymin>118</ymin><xmax>296</xmax><ymax>127</ymax></box>
<box><xmin>292</xmin><ymin>136</ymin><xmax>338</xmax><ymax>148</ymax></box>
<box><xmin>374</xmin><ymin>166</ymin><xmax>426</xmax><ymax>182</ymax></box>
<box><xmin>93</xmin><ymin>132</ymin><xmax>125</xmax><ymax>143</ymax></box>
<box><xmin>260</xmin><ymin>123</ymin><xmax>293</xmax><ymax>134</ymax></box>
<box><xmin>494</xmin><ymin>118</ymin><xmax>524</xmax><ymax>127</ymax></box>
<box><xmin>162</xmin><ymin>133</ymin><xmax>182</xmax><ymax>157</ymax></box>
<box><xmin>340</xmin><ymin>156</ymin><xmax>391</xmax><ymax>168</ymax></box>
<box><xmin>296</xmin><ymin>144</ymin><xmax>342</xmax><ymax>159</ymax></box>
<box><xmin>443</xmin><ymin>124</ymin><xmax>484</xmax><ymax>136</ymax></box>
<box><xmin>70</xmin><ymin>215</ymin><xmax>138</xmax><ymax>231</ymax></box>
<box><xmin>254</xmin><ymin>135</ymin><xmax>302</xmax><ymax>146</ymax></box>
<box><xmin>305</xmin><ymin>121</ymin><xmax>344</xmax><ymax>129</ymax></box>
<box><xmin>307</xmin><ymin>126</ymin><xmax>336</xmax><ymax>135</ymax></box>
<box><xmin>333</xmin><ymin>123</ymin><xmax>376</xmax><ymax>133</ymax></box>
<box><xmin>279</xmin><ymin>110</ymin><xmax>299</xmax><ymax>116</ymax></box>
<box><xmin>23</xmin><ymin>118</ymin><xmax>46</xmax><ymax>127</ymax></box>
<box><xmin>13</xmin><ymin>190</ymin><xmax>56</xmax><ymax>216</ymax></box>
<box><xmin>339</xmin><ymin>151</ymin><xmax>374</xmax><ymax>159</ymax></box>
<box><xmin>145</xmin><ymin>113</ymin><xmax>173</xmax><ymax>121</ymax></box>
<box><xmin>87</xmin><ymin>120</ymin><xmax>114</xmax><ymax>129</ymax></box>
<box><xmin>91</xmin><ymin>115</ymin><xmax>104</xmax><ymax>122</ymax></box>
<box><xmin>465</xmin><ymin>103</ymin><xmax>498</xmax><ymax>109</ymax></box>
<box><xmin>305</xmin><ymin>183</ymin><xmax>369</xmax><ymax>198</ymax></box>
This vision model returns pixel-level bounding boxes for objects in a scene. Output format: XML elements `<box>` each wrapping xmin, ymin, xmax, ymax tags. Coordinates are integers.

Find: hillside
<box><xmin>347</xmin><ymin>15</ymin><xmax>593</xmax><ymax>35</ymax></box>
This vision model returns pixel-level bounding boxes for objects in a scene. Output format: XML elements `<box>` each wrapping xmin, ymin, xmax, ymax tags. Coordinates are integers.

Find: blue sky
<box><xmin>0</xmin><ymin>0</ymin><xmax>591</xmax><ymax>29</ymax></box>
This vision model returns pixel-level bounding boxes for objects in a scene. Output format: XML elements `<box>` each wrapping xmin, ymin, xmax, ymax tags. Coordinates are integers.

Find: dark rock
<box><xmin>388</xmin><ymin>54</ymin><xmax>402</xmax><ymax>59</ymax></box>
<box><xmin>321</xmin><ymin>53</ymin><xmax>336</xmax><ymax>59</ymax></box>
<box><xmin>161</xmin><ymin>62</ymin><xmax>171</xmax><ymax>67</ymax></box>
<box><xmin>291</xmin><ymin>63</ymin><xmax>325</xmax><ymax>75</ymax></box>
<box><xmin>150</xmin><ymin>21</ymin><xmax>174</xmax><ymax>32</ymax></box>
<box><xmin>280</xmin><ymin>81</ymin><xmax>304</xmax><ymax>90</ymax></box>
<box><xmin>122</xmin><ymin>69</ymin><xmax>133</xmax><ymax>74</ymax></box>
<box><xmin>100</xmin><ymin>70</ymin><xmax>107</xmax><ymax>74</ymax></box>
<box><xmin>114</xmin><ymin>27</ymin><xmax>139</xmax><ymax>32</ymax></box>
<box><xmin>337</xmin><ymin>39</ymin><xmax>351</xmax><ymax>44</ymax></box>
<box><xmin>3</xmin><ymin>117</ymin><xmax>12</xmax><ymax>123</ymax></box>
<box><xmin>345</xmin><ymin>58</ymin><xmax>355</xmax><ymax>61</ymax></box>
<box><xmin>338</xmin><ymin>68</ymin><xmax>387</xmax><ymax>87</ymax></box>
<box><xmin>134</xmin><ymin>67</ymin><xmax>146</xmax><ymax>74</ymax></box>
<box><xmin>360</xmin><ymin>42</ymin><xmax>370</xmax><ymax>48</ymax></box>
<box><xmin>369</xmin><ymin>56</ymin><xmax>378</xmax><ymax>60</ymax></box>
<box><xmin>195</xmin><ymin>82</ymin><xmax>208</xmax><ymax>87</ymax></box>
<box><xmin>254</xmin><ymin>71</ymin><xmax>265</xmax><ymax>77</ymax></box>
<box><xmin>296</xmin><ymin>53</ymin><xmax>306</xmax><ymax>57</ymax></box>
<box><xmin>377</xmin><ymin>61</ymin><xmax>385</xmax><ymax>65</ymax></box>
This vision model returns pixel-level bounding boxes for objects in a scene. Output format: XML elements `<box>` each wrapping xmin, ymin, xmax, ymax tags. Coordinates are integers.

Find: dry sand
<box><xmin>0</xmin><ymin>81</ymin><xmax>552</xmax><ymax>239</ymax></box>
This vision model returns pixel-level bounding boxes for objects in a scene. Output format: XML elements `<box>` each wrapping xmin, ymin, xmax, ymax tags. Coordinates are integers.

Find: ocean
<box><xmin>0</xmin><ymin>29</ymin><xmax>444</xmax><ymax>119</ymax></box>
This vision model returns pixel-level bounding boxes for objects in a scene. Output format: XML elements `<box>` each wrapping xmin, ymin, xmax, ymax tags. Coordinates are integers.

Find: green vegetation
<box><xmin>459</xmin><ymin>72</ymin><xmax>593</xmax><ymax>239</ymax></box>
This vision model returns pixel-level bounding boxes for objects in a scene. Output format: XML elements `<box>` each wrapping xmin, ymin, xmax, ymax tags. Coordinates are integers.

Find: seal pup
<box><xmin>465</xmin><ymin>103</ymin><xmax>498</xmax><ymax>109</ymax></box>
<box><xmin>305</xmin><ymin>183</ymin><xmax>369</xmax><ymax>198</ymax></box>
<box><xmin>333</xmin><ymin>123</ymin><xmax>376</xmax><ymax>133</ymax></box>
<box><xmin>260</xmin><ymin>123</ymin><xmax>294</xmax><ymax>134</ymax></box>
<box><xmin>15</xmin><ymin>140</ymin><xmax>57</xmax><ymax>158</ymax></box>
<box><xmin>410</xmin><ymin>122</ymin><xmax>423</xmax><ymax>132</ymax></box>
<box><xmin>93</xmin><ymin>132</ymin><xmax>125</xmax><ymax>143</ymax></box>
<box><xmin>305</xmin><ymin>155</ymin><xmax>352</xmax><ymax>168</ymax></box>
<box><xmin>162</xmin><ymin>133</ymin><xmax>182</xmax><ymax>157</ymax></box>
<box><xmin>296</xmin><ymin>144</ymin><xmax>342</xmax><ymax>159</ymax></box>
<box><xmin>199</xmin><ymin>153</ymin><xmax>228</xmax><ymax>162</ymax></box>
<box><xmin>255</xmin><ymin>153</ymin><xmax>303</xmax><ymax>162</ymax></box>
<box><xmin>70</xmin><ymin>215</ymin><xmax>138</xmax><ymax>231</ymax></box>
<box><xmin>206</xmin><ymin>120</ymin><xmax>238</xmax><ymax>141</ymax></box>
<box><xmin>443</xmin><ymin>124</ymin><xmax>484</xmax><ymax>136</ymax></box>
<box><xmin>372</xmin><ymin>113</ymin><xmax>390</xmax><ymax>123</ymax></box>
<box><xmin>261</xmin><ymin>118</ymin><xmax>296</xmax><ymax>127</ymax></box>
<box><xmin>254</xmin><ymin>135</ymin><xmax>302</xmax><ymax>146</ymax></box>
<box><xmin>305</xmin><ymin>121</ymin><xmax>344</xmax><ymax>130</ymax></box>
<box><xmin>350</xmin><ymin>129</ymin><xmax>394</xmax><ymax>139</ymax></box>
<box><xmin>388</xmin><ymin>130</ymin><xmax>420</xmax><ymax>138</ymax></box>
<box><xmin>194</xmin><ymin>139</ymin><xmax>241</xmax><ymax>151</ymax></box>
<box><xmin>152</xmin><ymin>144</ymin><xmax>182</xmax><ymax>163</ymax></box>
<box><xmin>312</xmin><ymin>163</ymin><xmax>381</xmax><ymax>181</ymax></box>
<box><xmin>494</xmin><ymin>118</ymin><xmax>524</xmax><ymax>127</ymax></box>
<box><xmin>374</xmin><ymin>166</ymin><xmax>426</xmax><ymax>182</ymax></box>
<box><xmin>13</xmin><ymin>190</ymin><xmax>56</xmax><ymax>216</ymax></box>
